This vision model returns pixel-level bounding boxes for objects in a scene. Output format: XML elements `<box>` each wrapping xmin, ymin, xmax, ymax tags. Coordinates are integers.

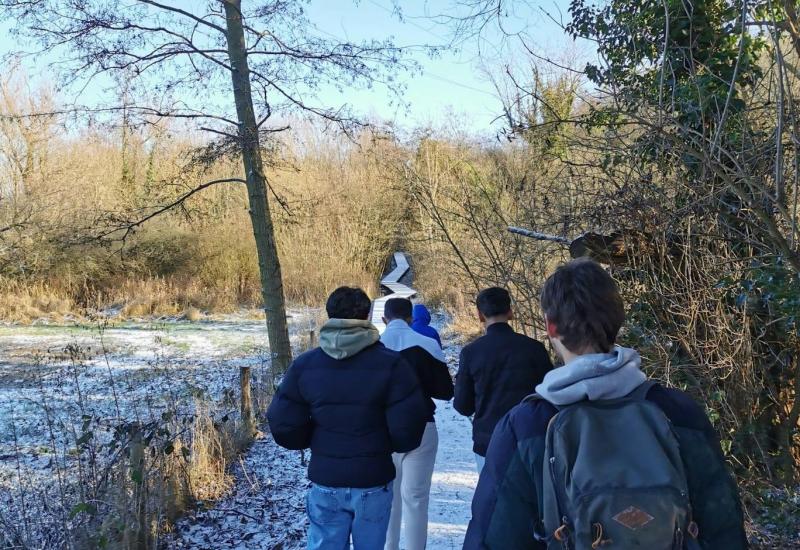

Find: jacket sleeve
<box><xmin>454</xmin><ymin>348</ymin><xmax>476</xmax><ymax>416</ymax></box>
<box><xmin>535</xmin><ymin>343</ymin><xmax>554</xmax><ymax>377</ymax></box>
<box><xmin>385</xmin><ymin>356</ymin><xmax>428</xmax><ymax>453</ymax></box>
<box><xmin>676</xmin><ymin>409</ymin><xmax>748</xmax><ymax>549</ymax></box>
<box><xmin>464</xmin><ymin>408</ymin><xmax>545</xmax><ymax>550</ymax></box>
<box><xmin>398</xmin><ymin>346</ymin><xmax>453</xmax><ymax>401</ymax></box>
<box><xmin>429</xmin><ymin>357</ymin><xmax>454</xmax><ymax>401</ymax></box>
<box><xmin>432</xmin><ymin>328</ymin><xmax>442</xmax><ymax>348</ymax></box>
<box><xmin>266</xmin><ymin>362</ymin><xmax>312</xmax><ymax>450</ymax></box>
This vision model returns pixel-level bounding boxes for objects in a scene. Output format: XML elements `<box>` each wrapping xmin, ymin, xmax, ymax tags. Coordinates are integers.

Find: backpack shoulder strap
<box><xmin>627</xmin><ymin>379</ymin><xmax>657</xmax><ymax>401</ymax></box>
<box><xmin>522</xmin><ymin>392</ymin><xmax>563</xmax><ymax>411</ymax></box>
<box><xmin>521</xmin><ymin>392</ymin><xmax>542</xmax><ymax>404</ymax></box>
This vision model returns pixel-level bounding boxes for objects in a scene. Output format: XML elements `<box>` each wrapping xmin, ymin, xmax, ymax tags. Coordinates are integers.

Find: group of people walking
<box><xmin>267</xmin><ymin>259</ymin><xmax>748</xmax><ymax>550</ymax></box>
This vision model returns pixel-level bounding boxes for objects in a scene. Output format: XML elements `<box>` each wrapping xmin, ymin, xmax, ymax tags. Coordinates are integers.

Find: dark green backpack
<box><xmin>533</xmin><ymin>381</ymin><xmax>699</xmax><ymax>549</ymax></box>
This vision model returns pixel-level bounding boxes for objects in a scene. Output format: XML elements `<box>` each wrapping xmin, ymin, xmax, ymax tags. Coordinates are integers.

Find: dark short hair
<box><xmin>540</xmin><ymin>258</ymin><xmax>624</xmax><ymax>353</ymax></box>
<box><xmin>384</xmin><ymin>297</ymin><xmax>412</xmax><ymax>320</ymax></box>
<box><xmin>326</xmin><ymin>287</ymin><xmax>372</xmax><ymax>320</ymax></box>
<box><xmin>476</xmin><ymin>287</ymin><xmax>512</xmax><ymax>317</ymax></box>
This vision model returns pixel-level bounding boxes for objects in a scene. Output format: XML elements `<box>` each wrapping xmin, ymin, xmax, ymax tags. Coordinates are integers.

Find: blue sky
<box><xmin>0</xmin><ymin>0</ymin><xmax>582</xmax><ymax>134</ymax></box>
<box><xmin>304</xmin><ymin>0</ymin><xmax>580</xmax><ymax>131</ymax></box>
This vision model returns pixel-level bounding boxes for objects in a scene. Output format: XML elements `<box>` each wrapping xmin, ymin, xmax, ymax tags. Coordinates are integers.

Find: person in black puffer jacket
<box><xmin>267</xmin><ymin>287</ymin><xmax>428</xmax><ymax>550</ymax></box>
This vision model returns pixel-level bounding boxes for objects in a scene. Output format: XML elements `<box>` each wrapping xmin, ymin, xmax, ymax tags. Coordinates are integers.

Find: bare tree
<box><xmin>1</xmin><ymin>0</ymin><xmax>420</xmax><ymax>374</ymax></box>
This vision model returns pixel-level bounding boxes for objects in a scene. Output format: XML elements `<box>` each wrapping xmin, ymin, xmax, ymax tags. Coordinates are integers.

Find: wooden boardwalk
<box><xmin>371</xmin><ymin>251</ymin><xmax>416</xmax><ymax>333</ymax></box>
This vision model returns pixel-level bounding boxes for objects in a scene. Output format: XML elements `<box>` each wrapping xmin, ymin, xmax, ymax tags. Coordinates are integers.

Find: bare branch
<box><xmin>97</xmin><ymin>178</ymin><xmax>246</xmax><ymax>242</ymax></box>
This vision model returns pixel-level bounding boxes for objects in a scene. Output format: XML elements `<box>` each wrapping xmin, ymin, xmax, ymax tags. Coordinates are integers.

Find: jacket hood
<box><xmin>412</xmin><ymin>304</ymin><xmax>432</xmax><ymax>326</ymax></box>
<box><xmin>381</xmin><ymin>319</ymin><xmax>445</xmax><ymax>362</ymax></box>
<box><xmin>535</xmin><ymin>346</ymin><xmax>647</xmax><ymax>406</ymax></box>
<box><xmin>319</xmin><ymin>318</ymin><xmax>380</xmax><ymax>360</ymax></box>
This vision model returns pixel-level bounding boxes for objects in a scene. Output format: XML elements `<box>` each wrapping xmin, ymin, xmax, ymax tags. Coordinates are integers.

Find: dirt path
<box><xmin>168</xmin><ymin>339</ymin><xmax>477</xmax><ymax>549</ymax></box>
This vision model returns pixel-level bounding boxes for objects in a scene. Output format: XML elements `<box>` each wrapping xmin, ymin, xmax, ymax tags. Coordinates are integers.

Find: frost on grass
<box><xmin>165</xmin><ymin>436</ymin><xmax>308</xmax><ymax>550</ymax></box>
<box><xmin>0</xmin><ymin>310</ymin><xmax>318</xmax><ymax>548</ymax></box>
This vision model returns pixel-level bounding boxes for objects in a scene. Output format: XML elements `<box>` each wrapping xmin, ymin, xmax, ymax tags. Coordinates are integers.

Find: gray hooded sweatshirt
<box><xmin>535</xmin><ymin>346</ymin><xmax>647</xmax><ymax>406</ymax></box>
<box><xmin>319</xmin><ymin>318</ymin><xmax>380</xmax><ymax>360</ymax></box>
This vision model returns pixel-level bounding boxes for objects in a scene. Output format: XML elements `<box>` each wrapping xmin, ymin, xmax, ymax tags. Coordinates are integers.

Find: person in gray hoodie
<box><xmin>267</xmin><ymin>286</ymin><xmax>428</xmax><ymax>550</ymax></box>
<box><xmin>464</xmin><ymin>259</ymin><xmax>746</xmax><ymax>549</ymax></box>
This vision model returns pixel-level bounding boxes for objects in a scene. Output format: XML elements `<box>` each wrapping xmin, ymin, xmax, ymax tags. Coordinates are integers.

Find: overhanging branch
<box><xmin>507</xmin><ymin>226</ymin><xmax>571</xmax><ymax>244</ymax></box>
<box><xmin>98</xmin><ymin>177</ymin><xmax>246</xmax><ymax>242</ymax></box>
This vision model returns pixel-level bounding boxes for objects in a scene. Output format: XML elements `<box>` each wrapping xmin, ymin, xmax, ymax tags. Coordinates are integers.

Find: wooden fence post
<box><xmin>309</xmin><ymin>329</ymin><xmax>317</xmax><ymax>349</ymax></box>
<box><xmin>240</xmin><ymin>366</ymin><xmax>254</xmax><ymax>437</ymax></box>
<box><xmin>129</xmin><ymin>422</ymin><xmax>148</xmax><ymax>550</ymax></box>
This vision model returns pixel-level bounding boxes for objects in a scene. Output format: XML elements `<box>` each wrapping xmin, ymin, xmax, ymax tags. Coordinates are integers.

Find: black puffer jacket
<box><xmin>267</xmin><ymin>319</ymin><xmax>428</xmax><ymax>488</ymax></box>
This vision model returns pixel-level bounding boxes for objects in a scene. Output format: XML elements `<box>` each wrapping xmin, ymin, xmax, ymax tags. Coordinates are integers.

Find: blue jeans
<box><xmin>306</xmin><ymin>482</ymin><xmax>393</xmax><ymax>550</ymax></box>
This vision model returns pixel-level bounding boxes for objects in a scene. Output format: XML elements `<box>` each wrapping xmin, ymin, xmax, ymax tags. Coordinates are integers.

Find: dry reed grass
<box><xmin>185</xmin><ymin>407</ymin><xmax>236</xmax><ymax>502</ymax></box>
<box><xmin>1</xmin><ymin>129</ymin><xmax>402</xmax><ymax>322</ymax></box>
<box><xmin>0</xmin><ymin>278</ymin><xmax>76</xmax><ymax>322</ymax></box>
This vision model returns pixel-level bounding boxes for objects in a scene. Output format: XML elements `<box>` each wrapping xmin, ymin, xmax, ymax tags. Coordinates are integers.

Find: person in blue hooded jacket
<box><xmin>463</xmin><ymin>259</ymin><xmax>746</xmax><ymax>549</ymax></box>
<box><xmin>410</xmin><ymin>303</ymin><xmax>442</xmax><ymax>348</ymax></box>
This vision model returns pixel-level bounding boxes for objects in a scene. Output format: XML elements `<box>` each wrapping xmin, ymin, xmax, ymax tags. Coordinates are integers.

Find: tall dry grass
<box><xmin>0</xmin><ymin>343</ymin><xmax>258</xmax><ymax>550</ymax></box>
<box><xmin>0</xmin><ymin>278</ymin><xmax>76</xmax><ymax>322</ymax></box>
<box><xmin>0</xmin><ymin>114</ymin><xmax>406</xmax><ymax>321</ymax></box>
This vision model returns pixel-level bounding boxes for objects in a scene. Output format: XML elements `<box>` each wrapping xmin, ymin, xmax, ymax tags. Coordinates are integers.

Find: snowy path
<box><xmin>168</xmin><ymin>344</ymin><xmax>477</xmax><ymax>549</ymax></box>
<box><xmin>419</xmin><ymin>400</ymin><xmax>478</xmax><ymax>549</ymax></box>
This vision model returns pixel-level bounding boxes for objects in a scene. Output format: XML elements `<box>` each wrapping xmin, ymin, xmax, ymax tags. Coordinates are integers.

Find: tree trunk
<box><xmin>222</xmin><ymin>0</ymin><xmax>292</xmax><ymax>376</ymax></box>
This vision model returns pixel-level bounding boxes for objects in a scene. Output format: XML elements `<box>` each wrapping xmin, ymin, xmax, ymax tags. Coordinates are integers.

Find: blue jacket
<box><xmin>463</xmin><ymin>383</ymin><xmax>747</xmax><ymax>549</ymax></box>
<box><xmin>266</xmin><ymin>340</ymin><xmax>428</xmax><ymax>488</ymax></box>
<box><xmin>411</xmin><ymin>304</ymin><xmax>442</xmax><ymax>347</ymax></box>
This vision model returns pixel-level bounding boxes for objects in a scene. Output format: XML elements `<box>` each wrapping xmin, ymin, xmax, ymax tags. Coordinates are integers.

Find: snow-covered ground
<box><xmin>165</xmin><ymin>435</ymin><xmax>309</xmax><ymax>549</ymax></box>
<box><xmin>0</xmin><ymin>310</ymin><xmax>319</xmax><ymax>547</ymax></box>
<box><xmin>168</xmin><ymin>328</ymin><xmax>478</xmax><ymax>550</ymax></box>
<box><xmin>425</xmin><ymin>401</ymin><xmax>477</xmax><ymax>549</ymax></box>
<box><xmin>1</xmin><ymin>308</ymin><xmax>479</xmax><ymax>549</ymax></box>
<box><xmin>166</xmin><ymin>399</ymin><xmax>476</xmax><ymax>550</ymax></box>
<box><xmin>0</xmin><ymin>310</ymin><xmax>319</xmax><ymax>466</ymax></box>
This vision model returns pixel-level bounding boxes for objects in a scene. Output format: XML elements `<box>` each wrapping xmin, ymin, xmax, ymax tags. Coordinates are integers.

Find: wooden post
<box><xmin>309</xmin><ymin>329</ymin><xmax>317</xmax><ymax>349</ymax></box>
<box><xmin>129</xmin><ymin>422</ymin><xmax>147</xmax><ymax>550</ymax></box>
<box><xmin>240</xmin><ymin>366</ymin><xmax>254</xmax><ymax>437</ymax></box>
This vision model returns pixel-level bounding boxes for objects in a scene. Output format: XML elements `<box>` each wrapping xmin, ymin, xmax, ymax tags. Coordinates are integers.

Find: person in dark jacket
<box><xmin>410</xmin><ymin>303</ymin><xmax>442</xmax><ymax>348</ymax></box>
<box><xmin>454</xmin><ymin>287</ymin><xmax>553</xmax><ymax>472</ymax></box>
<box><xmin>267</xmin><ymin>287</ymin><xmax>428</xmax><ymax>550</ymax></box>
<box><xmin>463</xmin><ymin>259</ymin><xmax>747</xmax><ymax>550</ymax></box>
<box><xmin>380</xmin><ymin>298</ymin><xmax>454</xmax><ymax>550</ymax></box>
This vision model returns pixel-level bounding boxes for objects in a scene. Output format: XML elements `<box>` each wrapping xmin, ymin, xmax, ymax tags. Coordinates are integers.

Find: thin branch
<box><xmin>98</xmin><ymin>178</ymin><xmax>246</xmax><ymax>242</ymax></box>
<box><xmin>136</xmin><ymin>0</ymin><xmax>227</xmax><ymax>35</ymax></box>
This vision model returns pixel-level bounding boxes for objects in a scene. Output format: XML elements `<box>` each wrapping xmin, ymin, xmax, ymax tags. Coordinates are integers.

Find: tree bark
<box><xmin>222</xmin><ymin>0</ymin><xmax>292</xmax><ymax>375</ymax></box>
